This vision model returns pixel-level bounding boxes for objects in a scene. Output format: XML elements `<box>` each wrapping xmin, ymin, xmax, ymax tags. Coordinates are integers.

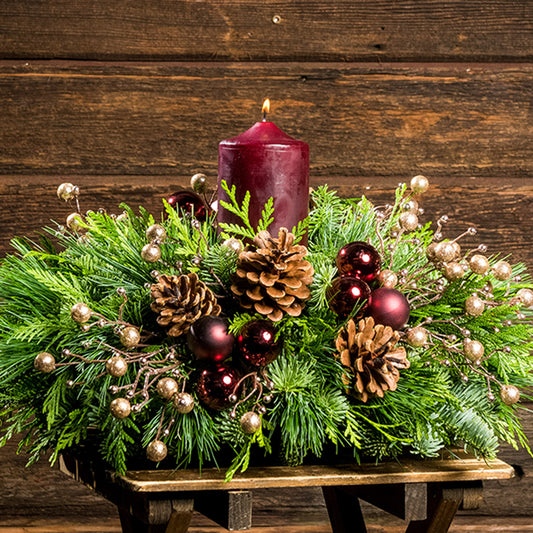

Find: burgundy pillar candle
<box><xmin>218</xmin><ymin>100</ymin><xmax>309</xmax><ymax>238</ymax></box>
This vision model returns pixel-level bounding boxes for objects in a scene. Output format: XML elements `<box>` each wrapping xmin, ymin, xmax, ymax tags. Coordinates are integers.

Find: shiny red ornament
<box><xmin>327</xmin><ymin>276</ymin><xmax>371</xmax><ymax>318</ymax></box>
<box><xmin>336</xmin><ymin>241</ymin><xmax>381</xmax><ymax>283</ymax></box>
<box><xmin>187</xmin><ymin>316</ymin><xmax>235</xmax><ymax>362</ymax></box>
<box><xmin>167</xmin><ymin>191</ymin><xmax>207</xmax><ymax>221</ymax></box>
<box><xmin>196</xmin><ymin>364</ymin><xmax>239</xmax><ymax>410</ymax></box>
<box><xmin>237</xmin><ymin>320</ymin><xmax>282</xmax><ymax>367</ymax></box>
<box><xmin>367</xmin><ymin>288</ymin><xmax>410</xmax><ymax>330</ymax></box>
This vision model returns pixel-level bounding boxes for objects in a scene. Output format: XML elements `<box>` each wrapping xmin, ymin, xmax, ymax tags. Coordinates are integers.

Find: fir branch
<box><xmin>99</xmin><ymin>415</ymin><xmax>139</xmax><ymax>474</ymax></box>
<box><xmin>168</xmin><ymin>405</ymin><xmax>220</xmax><ymax>469</ymax></box>
<box><xmin>200</xmin><ymin>243</ymin><xmax>239</xmax><ymax>287</ymax></box>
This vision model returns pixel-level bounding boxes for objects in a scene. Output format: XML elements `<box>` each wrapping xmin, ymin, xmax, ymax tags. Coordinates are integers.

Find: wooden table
<box><xmin>58</xmin><ymin>453</ymin><xmax>515</xmax><ymax>533</ymax></box>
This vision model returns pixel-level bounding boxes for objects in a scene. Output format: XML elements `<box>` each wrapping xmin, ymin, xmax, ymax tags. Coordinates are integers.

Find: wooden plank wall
<box><xmin>0</xmin><ymin>1</ymin><xmax>532</xmax><ymax>531</ymax></box>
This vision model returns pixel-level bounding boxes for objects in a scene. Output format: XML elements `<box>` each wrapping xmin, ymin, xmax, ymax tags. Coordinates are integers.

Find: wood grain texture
<box><xmin>1</xmin><ymin>176</ymin><xmax>532</xmax><ymax>264</ymax></box>
<box><xmin>110</xmin><ymin>457</ymin><xmax>514</xmax><ymax>492</ymax></box>
<box><xmin>0</xmin><ymin>62</ymin><xmax>531</xmax><ymax>177</ymax></box>
<box><xmin>4</xmin><ymin>518</ymin><xmax>533</xmax><ymax>532</ymax></box>
<box><xmin>0</xmin><ymin>1</ymin><xmax>531</xmax><ymax>62</ymax></box>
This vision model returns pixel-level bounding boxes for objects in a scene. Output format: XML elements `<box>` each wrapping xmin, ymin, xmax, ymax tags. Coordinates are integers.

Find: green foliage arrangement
<box><xmin>0</xmin><ymin>178</ymin><xmax>532</xmax><ymax>481</ymax></box>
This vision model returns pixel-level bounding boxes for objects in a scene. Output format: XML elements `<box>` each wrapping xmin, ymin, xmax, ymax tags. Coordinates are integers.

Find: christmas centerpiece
<box><xmin>1</xmin><ymin>109</ymin><xmax>532</xmax><ymax>481</ymax></box>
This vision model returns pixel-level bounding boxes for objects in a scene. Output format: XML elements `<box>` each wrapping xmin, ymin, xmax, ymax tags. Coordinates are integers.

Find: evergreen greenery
<box><xmin>0</xmin><ymin>182</ymin><xmax>532</xmax><ymax>479</ymax></box>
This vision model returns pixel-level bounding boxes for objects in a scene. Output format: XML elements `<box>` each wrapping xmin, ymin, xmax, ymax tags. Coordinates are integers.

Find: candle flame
<box><xmin>262</xmin><ymin>99</ymin><xmax>270</xmax><ymax>119</ymax></box>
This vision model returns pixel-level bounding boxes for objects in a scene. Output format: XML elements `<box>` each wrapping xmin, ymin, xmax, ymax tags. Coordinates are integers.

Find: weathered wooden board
<box><xmin>1</xmin><ymin>176</ymin><xmax>532</xmax><ymax>264</ymax></box>
<box><xmin>112</xmin><ymin>458</ymin><xmax>513</xmax><ymax>492</ymax></box>
<box><xmin>0</xmin><ymin>63</ymin><xmax>530</xmax><ymax>177</ymax></box>
<box><xmin>0</xmin><ymin>440</ymin><xmax>118</xmax><ymax>523</ymax></box>
<box><xmin>3</xmin><ymin>517</ymin><xmax>533</xmax><ymax>532</ymax></box>
<box><xmin>0</xmin><ymin>1</ymin><xmax>531</xmax><ymax>62</ymax></box>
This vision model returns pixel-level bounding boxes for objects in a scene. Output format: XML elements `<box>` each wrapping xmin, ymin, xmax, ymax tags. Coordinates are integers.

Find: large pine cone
<box><xmin>230</xmin><ymin>228</ymin><xmax>314</xmax><ymax>322</ymax></box>
<box><xmin>150</xmin><ymin>273</ymin><xmax>221</xmax><ymax>337</ymax></box>
<box><xmin>335</xmin><ymin>316</ymin><xmax>410</xmax><ymax>402</ymax></box>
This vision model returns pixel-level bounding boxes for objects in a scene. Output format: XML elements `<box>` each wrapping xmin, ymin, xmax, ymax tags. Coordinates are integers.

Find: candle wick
<box><xmin>262</xmin><ymin>110</ymin><xmax>267</xmax><ymax>122</ymax></box>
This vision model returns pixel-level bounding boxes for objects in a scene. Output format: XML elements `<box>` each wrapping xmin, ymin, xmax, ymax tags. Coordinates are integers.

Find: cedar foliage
<box><xmin>0</xmin><ymin>184</ymin><xmax>532</xmax><ymax>478</ymax></box>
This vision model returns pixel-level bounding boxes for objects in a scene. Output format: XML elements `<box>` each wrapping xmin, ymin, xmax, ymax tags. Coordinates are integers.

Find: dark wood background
<box><xmin>0</xmin><ymin>1</ymin><xmax>532</xmax><ymax>531</ymax></box>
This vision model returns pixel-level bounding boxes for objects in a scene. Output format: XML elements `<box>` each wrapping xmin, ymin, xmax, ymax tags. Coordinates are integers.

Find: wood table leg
<box><xmin>118</xmin><ymin>497</ymin><xmax>193</xmax><ymax>533</ymax></box>
<box><xmin>163</xmin><ymin>501</ymin><xmax>194</xmax><ymax>533</ymax></box>
<box><xmin>195</xmin><ymin>490</ymin><xmax>253</xmax><ymax>530</ymax></box>
<box><xmin>405</xmin><ymin>483</ymin><xmax>464</xmax><ymax>533</ymax></box>
<box><xmin>341</xmin><ymin>483</ymin><xmax>428</xmax><ymax>522</ymax></box>
<box><xmin>322</xmin><ymin>486</ymin><xmax>367</xmax><ymax>533</ymax></box>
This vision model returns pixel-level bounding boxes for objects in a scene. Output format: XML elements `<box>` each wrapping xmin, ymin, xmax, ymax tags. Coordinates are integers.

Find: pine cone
<box><xmin>230</xmin><ymin>228</ymin><xmax>314</xmax><ymax>322</ymax></box>
<box><xmin>150</xmin><ymin>273</ymin><xmax>221</xmax><ymax>337</ymax></box>
<box><xmin>335</xmin><ymin>316</ymin><xmax>410</xmax><ymax>402</ymax></box>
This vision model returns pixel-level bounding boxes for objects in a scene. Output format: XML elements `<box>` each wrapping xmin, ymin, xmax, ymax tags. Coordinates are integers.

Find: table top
<box><xmin>108</xmin><ymin>453</ymin><xmax>514</xmax><ymax>493</ymax></box>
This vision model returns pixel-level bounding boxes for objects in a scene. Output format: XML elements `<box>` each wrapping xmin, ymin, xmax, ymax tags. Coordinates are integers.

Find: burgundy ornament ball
<box><xmin>368</xmin><ymin>288</ymin><xmax>410</xmax><ymax>330</ymax></box>
<box><xmin>237</xmin><ymin>320</ymin><xmax>282</xmax><ymax>367</ymax></box>
<box><xmin>188</xmin><ymin>316</ymin><xmax>235</xmax><ymax>362</ymax></box>
<box><xmin>196</xmin><ymin>364</ymin><xmax>239</xmax><ymax>410</ymax></box>
<box><xmin>167</xmin><ymin>191</ymin><xmax>207</xmax><ymax>221</ymax></box>
<box><xmin>327</xmin><ymin>276</ymin><xmax>371</xmax><ymax>318</ymax></box>
<box><xmin>336</xmin><ymin>241</ymin><xmax>381</xmax><ymax>283</ymax></box>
